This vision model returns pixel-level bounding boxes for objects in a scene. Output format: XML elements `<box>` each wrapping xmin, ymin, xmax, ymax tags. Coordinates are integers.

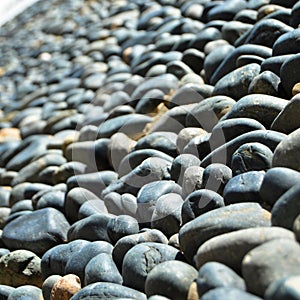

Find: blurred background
<box><xmin>0</xmin><ymin>0</ymin><xmax>40</xmax><ymax>27</ymax></box>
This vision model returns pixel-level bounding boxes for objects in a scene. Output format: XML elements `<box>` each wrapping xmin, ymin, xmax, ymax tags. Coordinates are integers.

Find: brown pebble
<box><xmin>292</xmin><ymin>82</ymin><xmax>300</xmax><ymax>96</ymax></box>
<box><xmin>187</xmin><ymin>281</ymin><xmax>199</xmax><ymax>300</ymax></box>
<box><xmin>50</xmin><ymin>274</ymin><xmax>81</xmax><ymax>300</ymax></box>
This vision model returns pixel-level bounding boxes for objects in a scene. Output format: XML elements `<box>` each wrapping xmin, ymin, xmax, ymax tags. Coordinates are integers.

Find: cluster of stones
<box><xmin>0</xmin><ymin>0</ymin><xmax>300</xmax><ymax>299</ymax></box>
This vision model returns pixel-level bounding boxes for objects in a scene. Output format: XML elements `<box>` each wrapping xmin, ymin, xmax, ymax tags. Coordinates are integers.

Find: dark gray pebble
<box><xmin>181</xmin><ymin>189</ymin><xmax>225</xmax><ymax>225</ymax></box>
<box><xmin>65</xmin><ymin>241</ymin><xmax>113</xmax><ymax>283</ymax></box>
<box><xmin>84</xmin><ymin>253</ymin><xmax>122</xmax><ymax>285</ymax></box>
<box><xmin>7</xmin><ymin>286</ymin><xmax>42</xmax><ymax>300</ymax></box>
<box><xmin>122</xmin><ymin>242</ymin><xmax>182</xmax><ymax>292</ymax></box>
<box><xmin>145</xmin><ymin>260</ymin><xmax>197</xmax><ymax>300</ymax></box>
<box><xmin>2</xmin><ymin>208</ymin><xmax>70</xmax><ymax>255</ymax></box>
<box><xmin>69</xmin><ymin>282</ymin><xmax>146</xmax><ymax>300</ymax></box>
<box><xmin>201</xmin><ymin>287</ymin><xmax>262</xmax><ymax>300</ymax></box>
<box><xmin>231</xmin><ymin>143</ymin><xmax>273</xmax><ymax>175</ymax></box>
<box><xmin>197</xmin><ymin>262</ymin><xmax>246</xmax><ymax>297</ymax></box>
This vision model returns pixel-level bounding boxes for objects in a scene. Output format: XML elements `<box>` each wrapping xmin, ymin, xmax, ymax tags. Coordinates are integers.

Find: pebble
<box><xmin>179</xmin><ymin>203</ymin><xmax>271</xmax><ymax>264</ymax></box>
<box><xmin>0</xmin><ymin>250</ymin><xmax>42</xmax><ymax>287</ymax></box>
<box><xmin>42</xmin><ymin>275</ymin><xmax>62</xmax><ymax>300</ymax></box>
<box><xmin>145</xmin><ymin>260</ymin><xmax>198</xmax><ymax>299</ymax></box>
<box><xmin>197</xmin><ymin>262</ymin><xmax>246</xmax><ymax>297</ymax></box>
<box><xmin>7</xmin><ymin>285</ymin><xmax>43</xmax><ymax>300</ymax></box>
<box><xmin>200</xmin><ymin>287</ymin><xmax>263</xmax><ymax>300</ymax></box>
<box><xmin>2</xmin><ymin>208</ymin><xmax>70</xmax><ymax>255</ymax></box>
<box><xmin>242</xmin><ymin>238</ymin><xmax>300</xmax><ymax>296</ymax></box>
<box><xmin>50</xmin><ymin>274</ymin><xmax>81</xmax><ymax>300</ymax></box>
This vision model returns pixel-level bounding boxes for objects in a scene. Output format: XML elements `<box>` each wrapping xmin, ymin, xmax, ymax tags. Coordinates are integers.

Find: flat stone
<box><xmin>179</xmin><ymin>203</ymin><xmax>271</xmax><ymax>264</ymax></box>
<box><xmin>195</xmin><ymin>227</ymin><xmax>294</xmax><ymax>272</ymax></box>
<box><xmin>2</xmin><ymin>208</ymin><xmax>70</xmax><ymax>255</ymax></box>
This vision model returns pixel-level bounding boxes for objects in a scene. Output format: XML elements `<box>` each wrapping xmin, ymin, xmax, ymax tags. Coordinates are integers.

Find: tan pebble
<box><xmin>50</xmin><ymin>274</ymin><xmax>81</xmax><ymax>300</ymax></box>
<box><xmin>0</xmin><ymin>128</ymin><xmax>21</xmax><ymax>142</ymax></box>
<box><xmin>292</xmin><ymin>82</ymin><xmax>300</xmax><ymax>96</ymax></box>
<box><xmin>187</xmin><ymin>281</ymin><xmax>199</xmax><ymax>300</ymax></box>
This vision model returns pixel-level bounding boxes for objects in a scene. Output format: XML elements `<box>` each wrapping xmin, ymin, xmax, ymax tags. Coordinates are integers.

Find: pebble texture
<box><xmin>0</xmin><ymin>0</ymin><xmax>299</xmax><ymax>299</ymax></box>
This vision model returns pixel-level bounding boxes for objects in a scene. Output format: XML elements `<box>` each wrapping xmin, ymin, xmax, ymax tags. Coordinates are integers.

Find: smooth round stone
<box><xmin>122</xmin><ymin>242</ymin><xmax>183</xmax><ymax>292</ymax></box>
<box><xmin>179</xmin><ymin>203</ymin><xmax>271</xmax><ymax>264</ymax></box>
<box><xmin>2</xmin><ymin>208</ymin><xmax>69</xmax><ymax>255</ymax></box>
<box><xmin>271</xmin><ymin>184</ymin><xmax>300</xmax><ymax>229</ymax></box>
<box><xmin>236</xmin><ymin>54</ymin><xmax>265</xmax><ymax>68</ymax></box>
<box><xmin>206</xmin><ymin>0</ymin><xmax>247</xmax><ymax>21</ymax></box>
<box><xmin>210</xmin><ymin>44</ymin><xmax>272</xmax><ymax>85</ymax></box>
<box><xmin>236</xmin><ymin>19</ymin><xmax>293</xmax><ymax>48</ymax></box>
<box><xmin>242</xmin><ymin>239</ymin><xmax>300</xmax><ymax>296</ymax></box>
<box><xmin>248</xmin><ymin>71</ymin><xmax>281</xmax><ymax>96</ymax></box>
<box><xmin>170</xmin><ymin>154</ymin><xmax>200</xmax><ymax>185</ymax></box>
<box><xmin>102</xmin><ymin>192</ymin><xmax>137</xmax><ymax>218</ymax></box>
<box><xmin>0</xmin><ymin>285</ymin><xmax>15</xmax><ymax>300</ymax></box>
<box><xmin>291</xmin><ymin>2</ymin><xmax>300</xmax><ymax>28</ymax></box>
<box><xmin>151</xmin><ymin>193</ymin><xmax>183</xmax><ymax>237</ymax></box>
<box><xmin>265</xmin><ymin>275</ymin><xmax>300</xmax><ymax>300</ymax></box>
<box><xmin>66</xmin><ymin>171</ymin><xmax>118</xmax><ymax>198</ymax></box>
<box><xmin>272</xmin><ymin>128</ymin><xmax>300</xmax><ymax>170</ymax></box>
<box><xmin>84</xmin><ymin>253</ymin><xmax>122</xmax><ymax>285</ymax></box>
<box><xmin>231</xmin><ymin>143</ymin><xmax>273</xmax><ymax>175</ymax></box>
<box><xmin>69</xmin><ymin>282</ymin><xmax>146</xmax><ymax>300</ymax></box>
<box><xmin>186</xmin><ymin>96</ymin><xmax>236</xmax><ymax>132</ymax></box>
<box><xmin>171</xmin><ymin>83</ymin><xmax>212</xmax><ymax>103</ymax></box>
<box><xmin>51</xmin><ymin>274</ymin><xmax>81</xmax><ymax>300</ymax></box>
<box><xmin>135</xmin><ymin>89</ymin><xmax>165</xmax><ymax>114</ymax></box>
<box><xmin>166</xmin><ymin>60</ymin><xmax>193</xmax><ymax>79</ymax></box>
<box><xmin>134</xmin><ymin>132</ymin><xmax>178</xmax><ymax>158</ymax></box>
<box><xmin>10</xmin><ymin>153</ymin><xmax>67</xmax><ymax>186</ymax></box>
<box><xmin>41</xmin><ymin>240</ymin><xmax>89</xmax><ymax>279</ymax></box>
<box><xmin>107</xmin><ymin>215</ymin><xmax>139</xmax><ymax>244</ymax></box>
<box><xmin>112</xmin><ymin>229</ymin><xmax>168</xmax><ymax>269</ymax></box>
<box><xmin>201</xmin><ymin>163</ymin><xmax>232</xmax><ymax>195</ymax></box>
<box><xmin>64</xmin><ymin>139</ymin><xmax>111</xmax><ymax>172</ymax></box>
<box><xmin>182</xmin><ymin>48</ymin><xmax>205</xmax><ymax>74</ymax></box>
<box><xmin>221</xmin><ymin>21</ymin><xmax>253</xmax><ymax>44</ymax></box>
<box><xmin>64</xmin><ymin>187</ymin><xmax>98</xmax><ymax>223</ymax></box>
<box><xmin>7</xmin><ymin>285</ymin><xmax>42</xmax><ymax>300</ymax></box>
<box><xmin>148</xmin><ymin>296</ymin><xmax>170</xmax><ymax>300</ymax></box>
<box><xmin>209</xmin><ymin>118</ymin><xmax>266</xmax><ymax>150</ymax></box>
<box><xmin>35</xmin><ymin>190</ymin><xmax>65</xmax><ymax>212</ymax></box>
<box><xmin>197</xmin><ymin>262</ymin><xmax>245</xmax><ymax>297</ymax></box>
<box><xmin>103</xmin><ymin>91</ymin><xmax>131</xmax><ymax>112</ymax></box>
<box><xmin>145</xmin><ymin>260</ymin><xmax>198</xmax><ymax>300</ymax></box>
<box><xmin>224</xmin><ymin>171</ymin><xmax>265</xmax><ymax>205</ymax></box>
<box><xmin>203</xmin><ymin>44</ymin><xmax>235</xmax><ymax>83</ymax></box>
<box><xmin>109</xmin><ymin>132</ymin><xmax>136</xmax><ymax>171</ymax></box>
<box><xmin>52</xmin><ymin>161</ymin><xmax>87</xmax><ymax>184</ymax></box>
<box><xmin>149</xmin><ymin>103</ymin><xmax>196</xmax><ymax>134</ymax></box>
<box><xmin>260</xmin><ymin>167</ymin><xmax>300</xmax><ymax>207</ymax></box>
<box><xmin>0</xmin><ymin>250</ymin><xmax>42</xmax><ymax>287</ymax></box>
<box><xmin>182</xmin><ymin>189</ymin><xmax>225</xmax><ymax>225</ymax></box>
<box><xmin>65</xmin><ymin>241</ymin><xmax>113</xmax><ymax>283</ymax></box>
<box><xmin>136</xmin><ymin>180</ymin><xmax>182</xmax><ymax>224</ymax></box>
<box><xmin>176</xmin><ymin>128</ymin><xmax>207</xmax><ymax>154</ymax></box>
<box><xmin>212</xmin><ymin>63</ymin><xmax>261</xmax><ymax>100</ymax></box>
<box><xmin>196</xmin><ymin>227</ymin><xmax>295</xmax><ymax>272</ymax></box>
<box><xmin>273</xmin><ymin>28</ymin><xmax>300</xmax><ymax>56</ymax></box>
<box><xmin>261</xmin><ymin>54</ymin><xmax>294</xmax><ymax>76</ymax></box>
<box><xmin>201</xmin><ymin>130</ymin><xmax>286</xmax><ymax>168</ymax></box>
<box><xmin>10</xmin><ymin>200</ymin><xmax>33</xmax><ymax>214</ymax></box>
<box><xmin>77</xmin><ymin>199</ymin><xmax>108</xmax><ymax>219</ymax></box>
<box><xmin>182</xmin><ymin>166</ymin><xmax>205</xmax><ymax>198</ymax></box>
<box><xmin>42</xmin><ymin>275</ymin><xmax>62</xmax><ymax>300</ymax></box>
<box><xmin>234</xmin><ymin>9</ymin><xmax>258</xmax><ymax>24</ymax></box>
<box><xmin>117</xmin><ymin>149</ymin><xmax>173</xmax><ymax>178</ymax></box>
<box><xmin>221</xmin><ymin>94</ymin><xmax>288</xmax><ymax>129</ymax></box>
<box><xmin>200</xmin><ymin>287</ymin><xmax>262</xmax><ymax>300</ymax></box>
<box><xmin>188</xmin><ymin>27</ymin><xmax>222</xmax><ymax>51</ymax></box>
<box><xmin>67</xmin><ymin>213</ymin><xmax>114</xmax><ymax>243</ymax></box>
<box><xmin>145</xmin><ymin>65</ymin><xmax>167</xmax><ymax>77</ymax></box>
<box><xmin>280</xmin><ymin>53</ymin><xmax>300</xmax><ymax>97</ymax></box>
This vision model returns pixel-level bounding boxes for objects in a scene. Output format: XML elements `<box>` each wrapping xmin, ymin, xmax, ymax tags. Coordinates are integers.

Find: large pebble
<box><xmin>145</xmin><ymin>260</ymin><xmax>198</xmax><ymax>300</ymax></box>
<box><xmin>242</xmin><ymin>238</ymin><xmax>300</xmax><ymax>296</ymax></box>
<box><xmin>195</xmin><ymin>227</ymin><xmax>294</xmax><ymax>272</ymax></box>
<box><xmin>51</xmin><ymin>274</ymin><xmax>81</xmax><ymax>300</ymax></box>
<box><xmin>179</xmin><ymin>203</ymin><xmax>271</xmax><ymax>264</ymax></box>
<box><xmin>2</xmin><ymin>208</ymin><xmax>69</xmax><ymax>255</ymax></box>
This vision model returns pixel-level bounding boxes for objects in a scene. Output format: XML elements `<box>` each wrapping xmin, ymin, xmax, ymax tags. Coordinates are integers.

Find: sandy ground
<box><xmin>0</xmin><ymin>0</ymin><xmax>40</xmax><ymax>27</ymax></box>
